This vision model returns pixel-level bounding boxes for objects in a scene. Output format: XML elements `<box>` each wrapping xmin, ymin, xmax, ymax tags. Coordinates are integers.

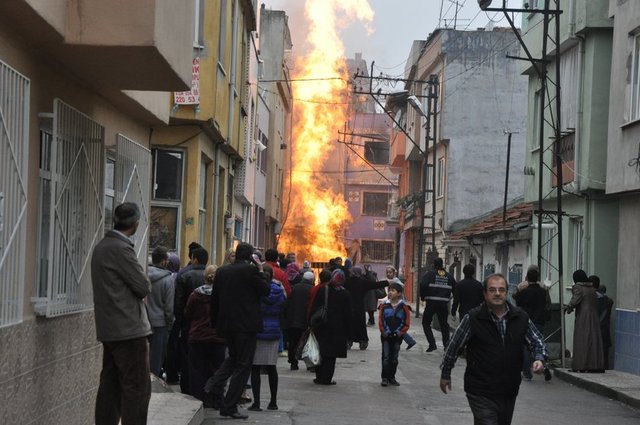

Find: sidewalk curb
<box><xmin>149</xmin><ymin>375</ymin><xmax>204</xmax><ymax>425</ymax></box>
<box><xmin>554</xmin><ymin>369</ymin><xmax>640</xmax><ymax>411</ymax></box>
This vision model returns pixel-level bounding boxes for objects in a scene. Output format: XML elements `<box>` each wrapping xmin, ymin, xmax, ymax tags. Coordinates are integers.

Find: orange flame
<box><xmin>278</xmin><ymin>0</ymin><xmax>374</xmax><ymax>264</ymax></box>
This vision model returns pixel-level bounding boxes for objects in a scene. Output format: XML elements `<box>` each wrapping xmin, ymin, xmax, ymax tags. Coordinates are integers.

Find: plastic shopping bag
<box><xmin>300</xmin><ymin>329</ymin><xmax>321</xmax><ymax>367</ymax></box>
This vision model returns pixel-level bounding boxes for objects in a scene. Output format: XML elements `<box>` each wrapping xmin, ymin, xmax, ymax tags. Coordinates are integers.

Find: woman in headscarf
<box><xmin>344</xmin><ymin>266</ymin><xmax>389</xmax><ymax>350</ymax></box>
<box><xmin>565</xmin><ymin>269</ymin><xmax>604</xmax><ymax>372</ymax></box>
<box><xmin>285</xmin><ymin>262</ymin><xmax>302</xmax><ymax>286</ymax></box>
<box><xmin>308</xmin><ymin>269</ymin><xmax>353</xmax><ymax>385</ymax></box>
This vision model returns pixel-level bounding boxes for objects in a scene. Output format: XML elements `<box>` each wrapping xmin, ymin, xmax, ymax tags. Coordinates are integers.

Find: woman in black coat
<box><xmin>309</xmin><ymin>269</ymin><xmax>353</xmax><ymax>385</ymax></box>
<box><xmin>344</xmin><ymin>266</ymin><xmax>388</xmax><ymax>350</ymax></box>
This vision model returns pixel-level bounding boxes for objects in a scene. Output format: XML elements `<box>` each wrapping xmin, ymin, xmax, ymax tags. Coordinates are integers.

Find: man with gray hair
<box><xmin>91</xmin><ymin>202</ymin><xmax>152</xmax><ymax>425</ymax></box>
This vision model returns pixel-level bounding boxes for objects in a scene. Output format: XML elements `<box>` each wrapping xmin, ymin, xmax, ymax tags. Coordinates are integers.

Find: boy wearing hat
<box><xmin>378</xmin><ymin>282</ymin><xmax>411</xmax><ymax>387</ymax></box>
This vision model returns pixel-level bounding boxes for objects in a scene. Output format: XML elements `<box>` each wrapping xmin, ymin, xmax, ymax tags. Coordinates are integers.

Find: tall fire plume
<box><xmin>278</xmin><ymin>0</ymin><xmax>374</xmax><ymax>264</ymax></box>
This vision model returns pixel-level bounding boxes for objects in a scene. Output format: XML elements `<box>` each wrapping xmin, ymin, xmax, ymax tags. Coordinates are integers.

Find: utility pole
<box><xmin>413</xmin><ymin>76</ymin><xmax>439</xmax><ymax>317</ymax></box>
<box><xmin>480</xmin><ymin>0</ymin><xmax>566</xmax><ymax>367</ymax></box>
<box><xmin>502</xmin><ymin>130</ymin><xmax>519</xmax><ymax>228</ymax></box>
<box><xmin>350</xmin><ymin>64</ymin><xmax>440</xmax><ymax>313</ymax></box>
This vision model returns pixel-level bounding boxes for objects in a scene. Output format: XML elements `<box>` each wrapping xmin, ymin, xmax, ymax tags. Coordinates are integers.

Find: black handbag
<box><xmin>375</xmin><ymin>287</ymin><xmax>387</xmax><ymax>299</ymax></box>
<box><xmin>309</xmin><ymin>286</ymin><xmax>329</xmax><ymax>328</ymax></box>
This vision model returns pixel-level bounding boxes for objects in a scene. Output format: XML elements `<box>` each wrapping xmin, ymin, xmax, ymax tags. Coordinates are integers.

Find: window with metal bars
<box><xmin>361</xmin><ymin>240</ymin><xmax>394</xmax><ymax>263</ymax></box>
<box><xmin>0</xmin><ymin>59</ymin><xmax>29</xmax><ymax>327</ymax></box>
<box><xmin>362</xmin><ymin>192</ymin><xmax>390</xmax><ymax>216</ymax></box>
<box><xmin>35</xmin><ymin>99</ymin><xmax>105</xmax><ymax>318</ymax></box>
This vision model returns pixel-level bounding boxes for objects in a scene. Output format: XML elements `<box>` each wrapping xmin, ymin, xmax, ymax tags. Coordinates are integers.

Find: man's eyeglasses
<box><xmin>487</xmin><ymin>287</ymin><xmax>507</xmax><ymax>294</ymax></box>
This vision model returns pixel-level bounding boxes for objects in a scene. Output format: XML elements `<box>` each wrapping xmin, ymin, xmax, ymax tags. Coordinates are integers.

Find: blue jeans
<box><xmin>380</xmin><ymin>336</ymin><xmax>401</xmax><ymax>380</ymax></box>
<box><xmin>149</xmin><ymin>326</ymin><xmax>169</xmax><ymax>377</ymax></box>
<box><xmin>403</xmin><ymin>332</ymin><xmax>416</xmax><ymax>346</ymax></box>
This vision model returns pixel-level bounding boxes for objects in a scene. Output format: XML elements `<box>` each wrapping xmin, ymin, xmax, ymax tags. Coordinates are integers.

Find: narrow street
<box><xmin>202</xmin><ymin>326</ymin><xmax>640</xmax><ymax>424</ymax></box>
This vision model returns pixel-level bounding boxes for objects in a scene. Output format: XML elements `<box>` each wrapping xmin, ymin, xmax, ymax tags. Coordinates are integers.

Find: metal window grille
<box><xmin>633</xmin><ymin>35</ymin><xmax>640</xmax><ymax>121</ymax></box>
<box><xmin>361</xmin><ymin>240</ymin><xmax>394</xmax><ymax>263</ymax></box>
<box><xmin>0</xmin><ymin>59</ymin><xmax>29</xmax><ymax>327</ymax></box>
<box><xmin>115</xmin><ymin>134</ymin><xmax>151</xmax><ymax>267</ymax></box>
<box><xmin>362</xmin><ymin>192</ymin><xmax>390</xmax><ymax>216</ymax></box>
<box><xmin>437</xmin><ymin>157</ymin><xmax>445</xmax><ymax>198</ymax></box>
<box><xmin>35</xmin><ymin>99</ymin><xmax>105</xmax><ymax>317</ymax></box>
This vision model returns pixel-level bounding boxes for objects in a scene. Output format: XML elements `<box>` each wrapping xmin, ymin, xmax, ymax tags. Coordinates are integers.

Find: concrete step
<box><xmin>148</xmin><ymin>375</ymin><xmax>204</xmax><ymax>425</ymax></box>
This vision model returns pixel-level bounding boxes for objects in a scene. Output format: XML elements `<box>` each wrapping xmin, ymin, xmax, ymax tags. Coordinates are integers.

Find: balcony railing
<box><xmin>552</xmin><ymin>131</ymin><xmax>575</xmax><ymax>186</ymax></box>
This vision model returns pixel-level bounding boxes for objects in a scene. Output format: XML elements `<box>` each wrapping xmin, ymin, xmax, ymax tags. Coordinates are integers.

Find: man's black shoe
<box><xmin>426</xmin><ymin>346</ymin><xmax>437</xmax><ymax>352</ymax></box>
<box><xmin>290</xmin><ymin>363</ymin><xmax>299</xmax><ymax>370</ymax></box>
<box><xmin>220</xmin><ymin>409</ymin><xmax>248</xmax><ymax>419</ymax></box>
<box><xmin>544</xmin><ymin>367</ymin><xmax>553</xmax><ymax>381</ymax></box>
<box><xmin>313</xmin><ymin>378</ymin><xmax>336</xmax><ymax>385</ymax></box>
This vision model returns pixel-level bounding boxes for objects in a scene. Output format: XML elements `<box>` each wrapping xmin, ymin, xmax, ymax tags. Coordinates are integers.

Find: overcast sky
<box><xmin>263</xmin><ymin>0</ymin><xmax>522</xmax><ymax>76</ymax></box>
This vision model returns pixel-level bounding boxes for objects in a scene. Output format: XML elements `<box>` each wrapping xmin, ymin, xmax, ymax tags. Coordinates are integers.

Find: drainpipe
<box><xmin>569</xmin><ymin>0</ymin><xmax>584</xmax><ymax>193</ymax></box>
<box><xmin>228</xmin><ymin>0</ymin><xmax>239</xmax><ymax>145</ymax></box>
<box><xmin>222</xmin><ymin>0</ymin><xmax>240</xmax><ymax>254</ymax></box>
<box><xmin>212</xmin><ymin>147</ymin><xmax>221</xmax><ymax>262</ymax></box>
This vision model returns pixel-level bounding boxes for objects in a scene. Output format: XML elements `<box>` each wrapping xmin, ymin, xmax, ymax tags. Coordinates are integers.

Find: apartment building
<box><xmin>606</xmin><ymin>0</ymin><xmax>640</xmax><ymax>375</ymax></box>
<box><xmin>392</xmin><ymin>28</ymin><xmax>528</xmax><ymax>297</ymax></box>
<box><xmin>151</xmin><ymin>0</ymin><xmax>259</xmax><ymax>265</ymax></box>
<box><xmin>521</xmin><ymin>0</ymin><xmax>618</xmax><ymax>366</ymax></box>
<box><xmin>0</xmin><ymin>1</ymin><xmax>193</xmax><ymax>423</ymax></box>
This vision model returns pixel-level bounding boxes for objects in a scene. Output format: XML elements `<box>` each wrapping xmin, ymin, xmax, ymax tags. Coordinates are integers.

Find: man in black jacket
<box><xmin>283</xmin><ymin>271</ymin><xmax>314</xmax><ymax>370</ymax></box>
<box><xmin>513</xmin><ymin>267</ymin><xmax>551</xmax><ymax>380</ymax></box>
<box><xmin>420</xmin><ymin>257</ymin><xmax>456</xmax><ymax>352</ymax></box>
<box><xmin>451</xmin><ymin>263</ymin><xmax>483</xmax><ymax>320</ymax></box>
<box><xmin>174</xmin><ymin>247</ymin><xmax>208</xmax><ymax>394</ymax></box>
<box><xmin>209</xmin><ymin>242</ymin><xmax>270</xmax><ymax>420</ymax></box>
<box><xmin>440</xmin><ymin>274</ymin><xmax>548</xmax><ymax>425</ymax></box>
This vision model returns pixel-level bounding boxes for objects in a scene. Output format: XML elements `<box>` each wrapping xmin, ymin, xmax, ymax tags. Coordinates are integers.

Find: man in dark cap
<box><xmin>91</xmin><ymin>202</ymin><xmax>152</xmax><ymax>425</ymax></box>
<box><xmin>420</xmin><ymin>257</ymin><xmax>456</xmax><ymax>352</ymax></box>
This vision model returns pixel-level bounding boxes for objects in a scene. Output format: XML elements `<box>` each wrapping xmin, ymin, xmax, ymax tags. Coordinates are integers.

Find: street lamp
<box><xmin>407</xmin><ymin>95</ymin><xmax>427</xmax><ymax>119</ymax></box>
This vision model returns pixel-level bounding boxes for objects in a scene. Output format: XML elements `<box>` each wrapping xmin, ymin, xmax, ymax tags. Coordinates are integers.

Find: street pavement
<box><xmin>190</xmin><ymin>324</ymin><xmax>640</xmax><ymax>425</ymax></box>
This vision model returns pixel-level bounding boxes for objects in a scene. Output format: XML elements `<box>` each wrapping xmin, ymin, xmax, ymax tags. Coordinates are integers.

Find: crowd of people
<box><xmin>138</xmin><ymin>238</ymin><xmax>409</xmax><ymax>420</ymax></box>
<box><xmin>90</xmin><ymin>202</ymin><xmax>614</xmax><ymax>425</ymax></box>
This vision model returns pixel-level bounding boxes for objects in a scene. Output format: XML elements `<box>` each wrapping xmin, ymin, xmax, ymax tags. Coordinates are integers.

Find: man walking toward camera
<box><xmin>92</xmin><ymin>202</ymin><xmax>152</xmax><ymax>425</ymax></box>
<box><xmin>440</xmin><ymin>274</ymin><xmax>548</xmax><ymax>425</ymax></box>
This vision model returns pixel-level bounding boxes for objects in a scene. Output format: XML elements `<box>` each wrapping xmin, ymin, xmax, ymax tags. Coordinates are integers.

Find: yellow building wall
<box><xmin>157</xmin><ymin>0</ymin><xmax>254</xmax><ymax>265</ymax></box>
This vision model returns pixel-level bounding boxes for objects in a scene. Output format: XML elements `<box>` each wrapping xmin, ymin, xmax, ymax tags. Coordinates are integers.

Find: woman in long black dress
<box><xmin>309</xmin><ymin>269</ymin><xmax>353</xmax><ymax>385</ymax></box>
